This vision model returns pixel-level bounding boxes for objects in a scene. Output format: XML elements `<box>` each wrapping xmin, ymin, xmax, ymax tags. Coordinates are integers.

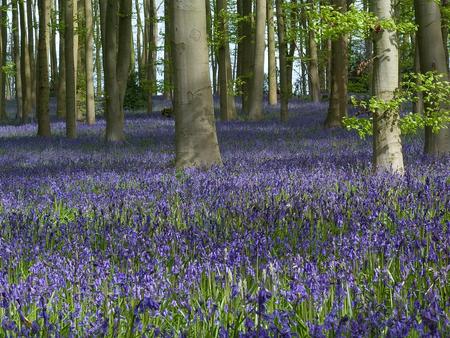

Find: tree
<box><xmin>308</xmin><ymin>0</ymin><xmax>321</xmax><ymax>103</ymax></box>
<box><xmin>57</xmin><ymin>0</ymin><xmax>66</xmax><ymax>119</ymax></box>
<box><xmin>0</xmin><ymin>0</ymin><xmax>7</xmax><ymax>121</ymax></box>
<box><xmin>65</xmin><ymin>0</ymin><xmax>77</xmax><ymax>138</ymax></box>
<box><xmin>36</xmin><ymin>0</ymin><xmax>51</xmax><ymax>136</ymax></box>
<box><xmin>85</xmin><ymin>0</ymin><xmax>95</xmax><ymax>125</ymax></box>
<box><xmin>276</xmin><ymin>0</ymin><xmax>289</xmax><ymax>122</ymax></box>
<box><xmin>248</xmin><ymin>0</ymin><xmax>266</xmax><ymax>121</ymax></box>
<box><xmin>324</xmin><ymin>0</ymin><xmax>348</xmax><ymax>128</ymax></box>
<box><xmin>102</xmin><ymin>0</ymin><xmax>132</xmax><ymax>142</ymax></box>
<box><xmin>415</xmin><ymin>0</ymin><xmax>450</xmax><ymax>155</ymax></box>
<box><xmin>372</xmin><ymin>0</ymin><xmax>404</xmax><ymax>174</ymax></box>
<box><xmin>19</xmin><ymin>0</ymin><xmax>32</xmax><ymax>123</ymax></box>
<box><xmin>172</xmin><ymin>0</ymin><xmax>222</xmax><ymax>168</ymax></box>
<box><xmin>217</xmin><ymin>0</ymin><xmax>237</xmax><ymax>121</ymax></box>
<box><xmin>12</xmin><ymin>0</ymin><xmax>23</xmax><ymax>120</ymax></box>
<box><xmin>267</xmin><ymin>0</ymin><xmax>277</xmax><ymax>106</ymax></box>
<box><xmin>237</xmin><ymin>0</ymin><xmax>253</xmax><ymax>114</ymax></box>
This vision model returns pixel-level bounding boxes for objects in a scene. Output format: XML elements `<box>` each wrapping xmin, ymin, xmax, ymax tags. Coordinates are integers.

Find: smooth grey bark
<box><xmin>0</xmin><ymin>0</ymin><xmax>6</xmax><ymax>120</ymax></box>
<box><xmin>372</xmin><ymin>0</ymin><xmax>404</xmax><ymax>174</ymax></box>
<box><xmin>65</xmin><ymin>0</ymin><xmax>77</xmax><ymax>138</ymax></box>
<box><xmin>248</xmin><ymin>0</ymin><xmax>266</xmax><ymax>121</ymax></box>
<box><xmin>19</xmin><ymin>0</ymin><xmax>32</xmax><ymax>123</ymax></box>
<box><xmin>217</xmin><ymin>0</ymin><xmax>237</xmax><ymax>121</ymax></box>
<box><xmin>172</xmin><ymin>0</ymin><xmax>222</xmax><ymax>169</ymax></box>
<box><xmin>413</xmin><ymin>34</ymin><xmax>424</xmax><ymax>115</ymax></box>
<box><xmin>308</xmin><ymin>12</ymin><xmax>321</xmax><ymax>103</ymax></box>
<box><xmin>37</xmin><ymin>0</ymin><xmax>51</xmax><ymax>136</ymax></box>
<box><xmin>85</xmin><ymin>0</ymin><xmax>95</xmax><ymax>125</ymax></box>
<box><xmin>27</xmin><ymin>0</ymin><xmax>36</xmax><ymax>109</ymax></box>
<box><xmin>415</xmin><ymin>0</ymin><xmax>450</xmax><ymax>155</ymax></box>
<box><xmin>163</xmin><ymin>0</ymin><xmax>173</xmax><ymax>100</ymax></box>
<box><xmin>276</xmin><ymin>0</ymin><xmax>289</xmax><ymax>122</ymax></box>
<box><xmin>267</xmin><ymin>0</ymin><xmax>277</xmax><ymax>105</ymax></box>
<box><xmin>57</xmin><ymin>0</ymin><xmax>66</xmax><ymax>118</ymax></box>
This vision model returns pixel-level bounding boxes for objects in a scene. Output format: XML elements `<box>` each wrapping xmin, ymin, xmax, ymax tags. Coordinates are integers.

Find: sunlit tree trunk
<box><xmin>276</xmin><ymin>0</ymin><xmax>289</xmax><ymax>122</ymax></box>
<box><xmin>163</xmin><ymin>0</ymin><xmax>173</xmax><ymax>100</ymax></box>
<box><xmin>248</xmin><ymin>0</ymin><xmax>266</xmax><ymax>121</ymax></box>
<box><xmin>85</xmin><ymin>0</ymin><xmax>95</xmax><ymax>125</ymax></box>
<box><xmin>267</xmin><ymin>0</ymin><xmax>277</xmax><ymax>106</ymax></box>
<box><xmin>37</xmin><ymin>0</ymin><xmax>52</xmax><ymax>136</ymax></box>
<box><xmin>415</xmin><ymin>0</ymin><xmax>450</xmax><ymax>155</ymax></box>
<box><xmin>172</xmin><ymin>0</ymin><xmax>222</xmax><ymax>168</ymax></box>
<box><xmin>217</xmin><ymin>0</ymin><xmax>237</xmax><ymax>121</ymax></box>
<box><xmin>50</xmin><ymin>1</ymin><xmax>58</xmax><ymax>95</ymax></box>
<box><xmin>57</xmin><ymin>0</ymin><xmax>66</xmax><ymax>118</ymax></box>
<box><xmin>27</xmin><ymin>0</ymin><xmax>36</xmax><ymax>109</ymax></box>
<box><xmin>372</xmin><ymin>0</ymin><xmax>404</xmax><ymax>174</ymax></box>
<box><xmin>19</xmin><ymin>0</ymin><xmax>32</xmax><ymax>123</ymax></box>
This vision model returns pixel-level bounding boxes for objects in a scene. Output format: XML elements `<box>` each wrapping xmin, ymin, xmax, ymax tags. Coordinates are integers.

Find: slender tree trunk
<box><xmin>85</xmin><ymin>0</ymin><xmax>95</xmax><ymax>124</ymax></box>
<box><xmin>27</xmin><ymin>0</ymin><xmax>36</xmax><ymax>109</ymax></box>
<box><xmin>415</xmin><ymin>0</ymin><xmax>450</xmax><ymax>155</ymax></box>
<box><xmin>13</xmin><ymin>0</ymin><xmax>23</xmax><ymax>120</ymax></box>
<box><xmin>94</xmin><ymin>0</ymin><xmax>102</xmax><ymax>98</ymax></box>
<box><xmin>37</xmin><ymin>0</ymin><xmax>51</xmax><ymax>136</ymax></box>
<box><xmin>146</xmin><ymin>0</ymin><xmax>157</xmax><ymax>114</ymax></box>
<box><xmin>286</xmin><ymin>0</ymin><xmax>298</xmax><ymax>96</ymax></box>
<box><xmin>163</xmin><ymin>0</ymin><xmax>172</xmax><ymax>100</ymax></box>
<box><xmin>50</xmin><ymin>1</ymin><xmax>58</xmax><ymax>95</ymax></box>
<box><xmin>413</xmin><ymin>34</ymin><xmax>424</xmax><ymax>115</ymax></box>
<box><xmin>248</xmin><ymin>0</ymin><xmax>266</xmax><ymax>121</ymax></box>
<box><xmin>276</xmin><ymin>0</ymin><xmax>289</xmax><ymax>121</ymax></box>
<box><xmin>324</xmin><ymin>0</ymin><xmax>348</xmax><ymax>127</ymax></box>
<box><xmin>136</xmin><ymin>0</ymin><xmax>143</xmax><ymax>82</ymax></box>
<box><xmin>237</xmin><ymin>0</ymin><xmax>253</xmax><ymax>114</ymax></box>
<box><xmin>172</xmin><ymin>0</ymin><xmax>222</xmax><ymax>168</ymax></box>
<box><xmin>0</xmin><ymin>0</ymin><xmax>7</xmax><ymax>120</ymax></box>
<box><xmin>217</xmin><ymin>0</ymin><xmax>237</xmax><ymax>121</ymax></box>
<box><xmin>103</xmin><ymin>0</ymin><xmax>132</xmax><ymax>142</ymax></box>
<box><xmin>19</xmin><ymin>0</ymin><xmax>32</xmax><ymax>123</ymax></box>
<box><xmin>308</xmin><ymin>6</ymin><xmax>321</xmax><ymax>103</ymax></box>
<box><xmin>372</xmin><ymin>0</ymin><xmax>404</xmax><ymax>174</ymax></box>
<box><xmin>267</xmin><ymin>0</ymin><xmax>277</xmax><ymax>105</ymax></box>
<box><xmin>57</xmin><ymin>0</ymin><xmax>66</xmax><ymax>118</ymax></box>
<box><xmin>65</xmin><ymin>0</ymin><xmax>77</xmax><ymax>138</ymax></box>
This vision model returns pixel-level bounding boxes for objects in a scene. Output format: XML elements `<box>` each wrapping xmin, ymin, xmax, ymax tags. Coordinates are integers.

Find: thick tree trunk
<box><xmin>13</xmin><ymin>0</ymin><xmax>23</xmax><ymax>120</ymax></box>
<box><xmin>415</xmin><ymin>0</ymin><xmax>450</xmax><ymax>155</ymax></box>
<box><xmin>324</xmin><ymin>0</ymin><xmax>348</xmax><ymax>128</ymax></box>
<box><xmin>372</xmin><ymin>0</ymin><xmax>404</xmax><ymax>174</ymax></box>
<box><xmin>267</xmin><ymin>0</ymin><xmax>277</xmax><ymax>106</ymax></box>
<box><xmin>217</xmin><ymin>0</ymin><xmax>237</xmax><ymax>121</ymax></box>
<box><xmin>57</xmin><ymin>0</ymin><xmax>66</xmax><ymax>118</ymax></box>
<box><xmin>65</xmin><ymin>0</ymin><xmax>77</xmax><ymax>138</ymax></box>
<box><xmin>276</xmin><ymin>0</ymin><xmax>289</xmax><ymax>122</ymax></box>
<box><xmin>248</xmin><ymin>0</ymin><xmax>266</xmax><ymax>121</ymax></box>
<box><xmin>172</xmin><ymin>0</ymin><xmax>222</xmax><ymax>169</ymax></box>
<box><xmin>85</xmin><ymin>0</ymin><xmax>95</xmax><ymax>125</ymax></box>
<box><xmin>37</xmin><ymin>0</ymin><xmax>52</xmax><ymax>136</ymax></box>
<box><xmin>19</xmin><ymin>0</ymin><xmax>32</xmax><ymax>123</ymax></box>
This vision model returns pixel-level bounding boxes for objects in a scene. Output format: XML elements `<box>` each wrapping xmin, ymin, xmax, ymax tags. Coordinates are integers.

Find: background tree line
<box><xmin>0</xmin><ymin>0</ymin><xmax>448</xmax><ymax>172</ymax></box>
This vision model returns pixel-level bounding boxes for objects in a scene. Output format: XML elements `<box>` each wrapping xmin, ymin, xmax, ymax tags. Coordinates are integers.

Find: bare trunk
<box><xmin>19</xmin><ymin>0</ymin><xmax>32</xmax><ymax>123</ymax></box>
<box><xmin>172</xmin><ymin>0</ymin><xmax>222</xmax><ymax>168</ymax></box>
<box><xmin>267</xmin><ymin>0</ymin><xmax>277</xmax><ymax>105</ymax></box>
<box><xmin>57</xmin><ymin>0</ymin><xmax>66</xmax><ymax>118</ymax></box>
<box><xmin>237</xmin><ymin>0</ymin><xmax>253</xmax><ymax>114</ymax></box>
<box><xmin>163</xmin><ymin>0</ymin><xmax>173</xmax><ymax>100</ymax></box>
<box><xmin>27</xmin><ymin>0</ymin><xmax>36</xmax><ymax>109</ymax></box>
<box><xmin>37</xmin><ymin>0</ymin><xmax>52</xmax><ymax>136</ymax></box>
<box><xmin>85</xmin><ymin>0</ymin><xmax>95</xmax><ymax>125</ymax></box>
<box><xmin>276</xmin><ymin>0</ymin><xmax>289</xmax><ymax>122</ymax></box>
<box><xmin>0</xmin><ymin>0</ymin><xmax>7</xmax><ymax>120</ymax></box>
<box><xmin>415</xmin><ymin>0</ymin><xmax>450</xmax><ymax>155</ymax></box>
<box><xmin>13</xmin><ymin>0</ymin><xmax>23</xmax><ymax>120</ymax></box>
<box><xmin>308</xmin><ymin>11</ymin><xmax>321</xmax><ymax>103</ymax></box>
<box><xmin>65</xmin><ymin>0</ymin><xmax>77</xmax><ymax>138</ymax></box>
<box><xmin>372</xmin><ymin>0</ymin><xmax>404</xmax><ymax>174</ymax></box>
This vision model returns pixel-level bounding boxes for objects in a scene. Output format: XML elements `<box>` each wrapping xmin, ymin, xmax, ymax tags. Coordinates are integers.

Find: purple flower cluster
<box><xmin>0</xmin><ymin>100</ymin><xmax>449</xmax><ymax>336</ymax></box>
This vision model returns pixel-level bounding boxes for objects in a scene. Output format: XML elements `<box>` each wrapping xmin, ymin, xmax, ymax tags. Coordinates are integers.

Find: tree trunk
<box><xmin>276</xmin><ymin>0</ymin><xmax>289</xmax><ymax>122</ymax></box>
<box><xmin>415</xmin><ymin>0</ymin><xmax>450</xmax><ymax>155</ymax></box>
<box><xmin>286</xmin><ymin>0</ymin><xmax>298</xmax><ymax>96</ymax></box>
<box><xmin>103</xmin><ymin>0</ymin><xmax>132</xmax><ymax>142</ymax></box>
<box><xmin>85</xmin><ymin>0</ymin><xmax>95</xmax><ymax>125</ymax></box>
<box><xmin>267</xmin><ymin>0</ymin><xmax>277</xmax><ymax>106</ymax></box>
<box><xmin>237</xmin><ymin>0</ymin><xmax>253</xmax><ymax>114</ymax></box>
<box><xmin>146</xmin><ymin>0</ymin><xmax>157</xmax><ymax>114</ymax></box>
<box><xmin>50</xmin><ymin>1</ymin><xmax>58</xmax><ymax>95</ymax></box>
<box><xmin>136</xmin><ymin>0</ymin><xmax>143</xmax><ymax>83</ymax></box>
<box><xmin>19</xmin><ymin>0</ymin><xmax>32</xmax><ymax>123</ymax></box>
<box><xmin>57</xmin><ymin>0</ymin><xmax>66</xmax><ymax>118</ymax></box>
<box><xmin>65</xmin><ymin>0</ymin><xmax>77</xmax><ymax>138</ymax></box>
<box><xmin>217</xmin><ymin>0</ymin><xmax>237</xmax><ymax>121</ymax></box>
<box><xmin>27</xmin><ymin>0</ymin><xmax>36</xmax><ymax>109</ymax></box>
<box><xmin>412</xmin><ymin>34</ymin><xmax>424</xmax><ymax>115</ymax></box>
<box><xmin>0</xmin><ymin>0</ymin><xmax>7</xmax><ymax>120</ymax></box>
<box><xmin>308</xmin><ymin>8</ymin><xmax>321</xmax><ymax>103</ymax></box>
<box><xmin>37</xmin><ymin>0</ymin><xmax>52</xmax><ymax>136</ymax></box>
<box><xmin>372</xmin><ymin>0</ymin><xmax>404</xmax><ymax>174</ymax></box>
<box><xmin>163</xmin><ymin>0</ymin><xmax>173</xmax><ymax>100</ymax></box>
<box><xmin>172</xmin><ymin>0</ymin><xmax>222</xmax><ymax>169</ymax></box>
<box><xmin>13</xmin><ymin>0</ymin><xmax>23</xmax><ymax>120</ymax></box>
<box><xmin>324</xmin><ymin>0</ymin><xmax>348</xmax><ymax>127</ymax></box>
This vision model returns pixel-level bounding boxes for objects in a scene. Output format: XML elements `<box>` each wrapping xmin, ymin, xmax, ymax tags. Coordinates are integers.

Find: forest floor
<box><xmin>0</xmin><ymin>98</ymin><xmax>449</xmax><ymax>336</ymax></box>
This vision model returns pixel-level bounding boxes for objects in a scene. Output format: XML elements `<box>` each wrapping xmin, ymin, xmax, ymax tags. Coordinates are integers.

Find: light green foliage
<box><xmin>344</xmin><ymin>72</ymin><xmax>450</xmax><ymax>138</ymax></box>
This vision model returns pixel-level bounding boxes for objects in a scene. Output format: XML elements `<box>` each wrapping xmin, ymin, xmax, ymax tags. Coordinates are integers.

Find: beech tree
<box><xmin>172</xmin><ymin>0</ymin><xmax>222</xmax><ymax>168</ymax></box>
